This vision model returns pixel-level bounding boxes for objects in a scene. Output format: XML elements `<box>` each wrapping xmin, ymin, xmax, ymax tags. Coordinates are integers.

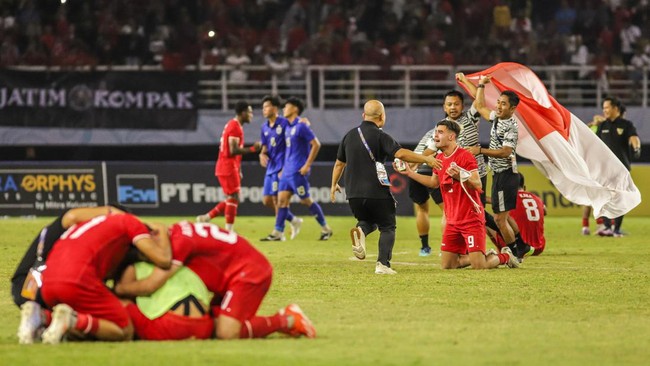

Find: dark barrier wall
<box><xmin>0</xmin><ymin>70</ymin><xmax>197</xmax><ymax>130</ymax></box>
<box><xmin>0</xmin><ymin>162</ymin><xmax>413</xmax><ymax>217</ymax></box>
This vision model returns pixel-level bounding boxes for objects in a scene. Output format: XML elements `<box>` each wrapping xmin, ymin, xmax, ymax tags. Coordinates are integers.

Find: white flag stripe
<box><xmin>462</xmin><ymin>63</ymin><xmax>641</xmax><ymax>218</ymax></box>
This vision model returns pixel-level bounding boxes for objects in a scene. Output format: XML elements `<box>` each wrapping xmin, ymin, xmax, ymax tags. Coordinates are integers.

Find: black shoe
<box><xmin>319</xmin><ymin>230</ymin><xmax>333</xmax><ymax>241</ymax></box>
<box><xmin>516</xmin><ymin>243</ymin><xmax>531</xmax><ymax>261</ymax></box>
<box><xmin>261</xmin><ymin>233</ymin><xmax>285</xmax><ymax>241</ymax></box>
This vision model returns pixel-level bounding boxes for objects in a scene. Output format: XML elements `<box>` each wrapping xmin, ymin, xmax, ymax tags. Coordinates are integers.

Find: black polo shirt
<box><xmin>597</xmin><ymin>117</ymin><xmax>638</xmax><ymax>170</ymax></box>
<box><xmin>336</xmin><ymin>121</ymin><xmax>402</xmax><ymax>199</ymax></box>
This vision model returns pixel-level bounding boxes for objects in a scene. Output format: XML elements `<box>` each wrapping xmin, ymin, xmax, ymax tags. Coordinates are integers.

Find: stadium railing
<box><xmin>9</xmin><ymin>64</ymin><xmax>648</xmax><ymax>110</ymax></box>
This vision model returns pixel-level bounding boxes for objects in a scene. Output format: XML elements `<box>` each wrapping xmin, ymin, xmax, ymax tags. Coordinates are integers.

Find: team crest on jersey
<box><xmin>276</xmin><ymin>126</ymin><xmax>282</xmax><ymax>134</ymax></box>
<box><xmin>617</xmin><ymin>128</ymin><xmax>624</xmax><ymax>135</ymax></box>
<box><xmin>264</xmin><ymin>131</ymin><xmax>269</xmax><ymax>136</ymax></box>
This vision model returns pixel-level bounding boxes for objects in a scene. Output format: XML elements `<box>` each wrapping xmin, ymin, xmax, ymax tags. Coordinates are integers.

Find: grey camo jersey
<box><xmin>487</xmin><ymin>111</ymin><xmax>518</xmax><ymax>173</ymax></box>
<box><xmin>414</xmin><ymin>127</ymin><xmax>436</xmax><ymax>173</ymax></box>
<box><xmin>451</xmin><ymin>107</ymin><xmax>487</xmax><ymax>178</ymax></box>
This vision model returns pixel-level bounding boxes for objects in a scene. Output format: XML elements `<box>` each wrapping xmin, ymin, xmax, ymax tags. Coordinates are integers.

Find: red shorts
<box><xmin>126</xmin><ymin>303</ymin><xmax>214</xmax><ymax>340</ymax></box>
<box><xmin>441</xmin><ymin>221</ymin><xmax>486</xmax><ymax>255</ymax></box>
<box><xmin>40</xmin><ymin>280</ymin><xmax>130</xmax><ymax>328</ymax></box>
<box><xmin>217</xmin><ymin>173</ymin><xmax>241</xmax><ymax>195</ymax></box>
<box><xmin>211</xmin><ymin>271</ymin><xmax>272</xmax><ymax>323</ymax></box>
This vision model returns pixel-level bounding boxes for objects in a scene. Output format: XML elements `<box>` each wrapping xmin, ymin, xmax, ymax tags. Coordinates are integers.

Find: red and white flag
<box><xmin>458</xmin><ymin>62</ymin><xmax>641</xmax><ymax>218</ymax></box>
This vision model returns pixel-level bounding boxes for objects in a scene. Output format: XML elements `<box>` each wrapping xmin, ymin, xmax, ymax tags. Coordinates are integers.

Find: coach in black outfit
<box><xmin>596</xmin><ymin>96</ymin><xmax>641</xmax><ymax>237</ymax></box>
<box><xmin>330</xmin><ymin>100</ymin><xmax>439</xmax><ymax>275</ymax></box>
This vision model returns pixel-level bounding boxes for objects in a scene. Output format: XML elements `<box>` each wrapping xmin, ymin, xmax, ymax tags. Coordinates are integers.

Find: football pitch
<box><xmin>1</xmin><ymin>215</ymin><xmax>649</xmax><ymax>365</ymax></box>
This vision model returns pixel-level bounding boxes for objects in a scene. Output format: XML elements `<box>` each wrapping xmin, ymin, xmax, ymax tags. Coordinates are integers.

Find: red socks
<box><xmin>239</xmin><ymin>314</ymin><xmax>288</xmax><ymax>338</ymax></box>
<box><xmin>582</xmin><ymin>218</ymin><xmax>589</xmax><ymax>227</ymax></box>
<box><xmin>43</xmin><ymin>309</ymin><xmax>52</xmax><ymax>326</ymax></box>
<box><xmin>74</xmin><ymin>313</ymin><xmax>100</xmax><ymax>335</ymax></box>
<box><xmin>497</xmin><ymin>253</ymin><xmax>510</xmax><ymax>265</ymax></box>
<box><xmin>225</xmin><ymin>198</ymin><xmax>238</xmax><ymax>225</ymax></box>
<box><xmin>208</xmin><ymin>201</ymin><xmax>227</xmax><ymax>218</ymax></box>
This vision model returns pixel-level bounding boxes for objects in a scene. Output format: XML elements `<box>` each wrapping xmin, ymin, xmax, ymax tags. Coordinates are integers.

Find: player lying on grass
<box><xmin>394</xmin><ymin>119</ymin><xmax>519</xmax><ymax>269</ymax></box>
<box><xmin>115</xmin><ymin>221</ymin><xmax>316</xmax><ymax>340</ymax></box>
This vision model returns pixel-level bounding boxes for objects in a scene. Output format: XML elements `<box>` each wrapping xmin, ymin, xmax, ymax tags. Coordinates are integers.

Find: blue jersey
<box><xmin>283</xmin><ymin>117</ymin><xmax>316</xmax><ymax>175</ymax></box>
<box><xmin>261</xmin><ymin>116</ymin><xmax>289</xmax><ymax>175</ymax></box>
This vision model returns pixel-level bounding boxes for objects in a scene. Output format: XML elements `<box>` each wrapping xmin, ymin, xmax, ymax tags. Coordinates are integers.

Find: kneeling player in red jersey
<box><xmin>115</xmin><ymin>221</ymin><xmax>316</xmax><ymax>340</ymax></box>
<box><xmin>396</xmin><ymin>120</ymin><xmax>519</xmax><ymax>269</ymax></box>
<box><xmin>34</xmin><ymin>214</ymin><xmax>171</xmax><ymax>344</ymax></box>
<box><xmin>489</xmin><ymin>173</ymin><xmax>546</xmax><ymax>257</ymax></box>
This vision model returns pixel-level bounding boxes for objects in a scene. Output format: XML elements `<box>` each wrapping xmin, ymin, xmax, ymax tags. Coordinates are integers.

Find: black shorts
<box><xmin>348</xmin><ymin>198</ymin><xmax>396</xmax><ymax>231</ymax></box>
<box><xmin>408</xmin><ymin>174</ymin><xmax>443</xmax><ymax>205</ymax></box>
<box><xmin>491</xmin><ymin>169</ymin><xmax>519</xmax><ymax>213</ymax></box>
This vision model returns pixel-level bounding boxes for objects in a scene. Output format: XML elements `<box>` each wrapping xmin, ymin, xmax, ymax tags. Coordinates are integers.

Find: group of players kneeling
<box><xmin>12</xmin><ymin>205</ymin><xmax>315</xmax><ymax>344</ymax></box>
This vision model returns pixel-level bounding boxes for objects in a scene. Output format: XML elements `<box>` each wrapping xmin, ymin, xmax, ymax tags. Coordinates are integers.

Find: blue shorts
<box><xmin>278</xmin><ymin>172</ymin><xmax>311</xmax><ymax>199</ymax></box>
<box><xmin>263</xmin><ymin>173</ymin><xmax>280</xmax><ymax>196</ymax></box>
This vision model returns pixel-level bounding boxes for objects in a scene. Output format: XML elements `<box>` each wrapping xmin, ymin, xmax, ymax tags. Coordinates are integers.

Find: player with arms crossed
<box><xmin>197</xmin><ymin>101</ymin><xmax>262</xmax><ymax>232</ymax></box>
<box><xmin>396</xmin><ymin>120</ymin><xmax>519</xmax><ymax>269</ymax></box>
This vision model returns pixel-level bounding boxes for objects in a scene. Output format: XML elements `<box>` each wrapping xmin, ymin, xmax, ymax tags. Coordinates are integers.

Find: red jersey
<box><xmin>215</xmin><ymin>118</ymin><xmax>244</xmax><ymax>176</ymax></box>
<box><xmin>170</xmin><ymin>221</ymin><xmax>272</xmax><ymax>296</ymax></box>
<box><xmin>509</xmin><ymin>191</ymin><xmax>545</xmax><ymax>249</ymax></box>
<box><xmin>434</xmin><ymin>147</ymin><xmax>485</xmax><ymax>225</ymax></box>
<box><xmin>43</xmin><ymin>214</ymin><xmax>150</xmax><ymax>284</ymax></box>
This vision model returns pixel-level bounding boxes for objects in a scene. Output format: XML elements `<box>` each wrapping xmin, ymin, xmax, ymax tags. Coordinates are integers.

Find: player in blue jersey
<box><xmin>262</xmin><ymin>97</ymin><xmax>333</xmax><ymax>241</ymax></box>
<box><xmin>259</xmin><ymin>95</ymin><xmax>303</xmax><ymax>240</ymax></box>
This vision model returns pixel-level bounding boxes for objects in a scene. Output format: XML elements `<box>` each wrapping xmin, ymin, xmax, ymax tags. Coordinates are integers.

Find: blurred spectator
<box><xmin>620</xmin><ymin>18</ymin><xmax>642</xmax><ymax>64</ymax></box>
<box><xmin>569</xmin><ymin>34</ymin><xmax>590</xmax><ymax>79</ymax></box>
<box><xmin>492</xmin><ymin>0</ymin><xmax>512</xmax><ymax>38</ymax></box>
<box><xmin>555</xmin><ymin>0</ymin><xmax>577</xmax><ymax>36</ymax></box>
<box><xmin>225</xmin><ymin>46</ymin><xmax>251</xmax><ymax>82</ymax></box>
<box><xmin>288</xmin><ymin>48</ymin><xmax>309</xmax><ymax>81</ymax></box>
<box><xmin>0</xmin><ymin>0</ymin><xmax>645</xmax><ymax>69</ymax></box>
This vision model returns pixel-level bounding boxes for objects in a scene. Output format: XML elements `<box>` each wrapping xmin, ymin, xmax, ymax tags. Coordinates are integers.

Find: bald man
<box><xmin>331</xmin><ymin>100</ymin><xmax>440</xmax><ymax>274</ymax></box>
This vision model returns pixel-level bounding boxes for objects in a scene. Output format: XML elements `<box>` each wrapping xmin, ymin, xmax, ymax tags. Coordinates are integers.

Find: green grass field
<box><xmin>1</xmin><ymin>215</ymin><xmax>649</xmax><ymax>365</ymax></box>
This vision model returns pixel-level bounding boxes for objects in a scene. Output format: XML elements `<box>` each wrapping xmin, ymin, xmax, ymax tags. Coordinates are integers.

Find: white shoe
<box><xmin>17</xmin><ymin>301</ymin><xmax>43</xmax><ymax>344</ymax></box>
<box><xmin>42</xmin><ymin>304</ymin><xmax>75</xmax><ymax>345</ymax></box>
<box><xmin>485</xmin><ymin>248</ymin><xmax>498</xmax><ymax>257</ymax></box>
<box><xmin>375</xmin><ymin>262</ymin><xmax>397</xmax><ymax>275</ymax></box>
<box><xmin>350</xmin><ymin>227</ymin><xmax>366</xmax><ymax>260</ymax></box>
<box><xmin>289</xmin><ymin>217</ymin><xmax>303</xmax><ymax>240</ymax></box>
<box><xmin>581</xmin><ymin>226</ymin><xmax>590</xmax><ymax>235</ymax></box>
<box><xmin>196</xmin><ymin>214</ymin><xmax>211</xmax><ymax>223</ymax></box>
<box><xmin>500</xmin><ymin>247</ymin><xmax>520</xmax><ymax>268</ymax></box>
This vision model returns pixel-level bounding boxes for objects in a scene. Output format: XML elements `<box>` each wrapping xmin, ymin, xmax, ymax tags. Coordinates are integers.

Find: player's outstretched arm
<box><xmin>473</xmin><ymin>75</ymin><xmax>493</xmax><ymax>121</ymax></box>
<box><xmin>395</xmin><ymin>148</ymin><xmax>442</xmax><ymax>170</ymax></box>
<box><xmin>395</xmin><ymin>162</ymin><xmax>440</xmax><ymax>188</ymax></box>
<box><xmin>228</xmin><ymin>136</ymin><xmax>262</xmax><ymax>156</ymax></box>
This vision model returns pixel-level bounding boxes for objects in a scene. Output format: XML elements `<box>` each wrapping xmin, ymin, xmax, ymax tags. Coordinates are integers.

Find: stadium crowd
<box><xmin>0</xmin><ymin>0</ymin><xmax>649</xmax><ymax>73</ymax></box>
